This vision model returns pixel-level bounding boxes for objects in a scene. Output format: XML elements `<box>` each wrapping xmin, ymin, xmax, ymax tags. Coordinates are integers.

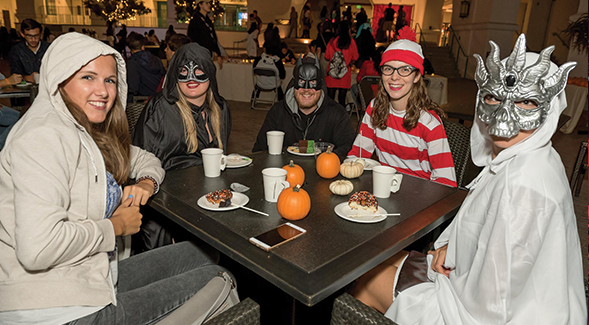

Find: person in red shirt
<box><xmin>347</xmin><ymin>27</ymin><xmax>456</xmax><ymax>187</ymax></box>
<box><xmin>325</xmin><ymin>21</ymin><xmax>359</xmax><ymax>106</ymax></box>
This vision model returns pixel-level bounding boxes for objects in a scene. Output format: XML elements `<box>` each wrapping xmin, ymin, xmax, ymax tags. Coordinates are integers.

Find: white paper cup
<box><xmin>372</xmin><ymin>166</ymin><xmax>403</xmax><ymax>198</ymax></box>
<box><xmin>202</xmin><ymin>148</ymin><xmax>227</xmax><ymax>178</ymax></box>
<box><xmin>33</xmin><ymin>73</ymin><xmax>40</xmax><ymax>84</ymax></box>
<box><xmin>262</xmin><ymin>168</ymin><xmax>290</xmax><ymax>202</ymax></box>
<box><xmin>267</xmin><ymin>131</ymin><xmax>285</xmax><ymax>155</ymax></box>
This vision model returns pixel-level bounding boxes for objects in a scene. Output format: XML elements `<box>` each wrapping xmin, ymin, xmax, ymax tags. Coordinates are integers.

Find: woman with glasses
<box><xmin>347</xmin><ymin>27</ymin><xmax>456</xmax><ymax>187</ymax></box>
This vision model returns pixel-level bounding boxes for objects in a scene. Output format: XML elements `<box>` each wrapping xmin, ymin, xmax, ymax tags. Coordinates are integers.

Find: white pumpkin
<box><xmin>329</xmin><ymin>180</ymin><xmax>354</xmax><ymax>196</ymax></box>
<box><xmin>340</xmin><ymin>160</ymin><xmax>364</xmax><ymax>179</ymax></box>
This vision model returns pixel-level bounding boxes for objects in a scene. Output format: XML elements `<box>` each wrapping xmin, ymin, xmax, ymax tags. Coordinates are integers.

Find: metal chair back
<box><xmin>357</xmin><ymin>76</ymin><xmax>381</xmax><ymax>112</ymax></box>
<box><xmin>126</xmin><ymin>102</ymin><xmax>146</xmax><ymax>136</ymax></box>
<box><xmin>251</xmin><ymin>67</ymin><xmax>280</xmax><ymax>110</ymax></box>
<box><xmin>443</xmin><ymin>119</ymin><xmax>471</xmax><ymax>188</ymax></box>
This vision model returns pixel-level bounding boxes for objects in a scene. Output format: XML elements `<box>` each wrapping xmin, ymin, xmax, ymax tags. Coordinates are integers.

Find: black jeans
<box><xmin>69</xmin><ymin>241</ymin><xmax>227</xmax><ymax>325</ymax></box>
<box><xmin>327</xmin><ymin>87</ymin><xmax>348</xmax><ymax>107</ymax></box>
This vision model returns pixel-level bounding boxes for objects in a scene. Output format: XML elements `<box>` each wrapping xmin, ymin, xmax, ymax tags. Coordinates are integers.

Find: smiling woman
<box><xmin>132</xmin><ymin>42</ymin><xmax>232</xmax><ymax>252</ymax></box>
<box><xmin>61</xmin><ymin>55</ymin><xmax>118</xmax><ymax>124</ymax></box>
<box><xmin>347</xmin><ymin>26</ymin><xmax>457</xmax><ymax>188</ymax></box>
<box><xmin>0</xmin><ymin>33</ymin><xmax>231</xmax><ymax>325</ymax></box>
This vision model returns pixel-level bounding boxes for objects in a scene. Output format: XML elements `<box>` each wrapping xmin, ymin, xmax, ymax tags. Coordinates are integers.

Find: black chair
<box><xmin>355</xmin><ymin>76</ymin><xmax>381</xmax><ymax>131</ymax></box>
<box><xmin>442</xmin><ymin>119</ymin><xmax>472</xmax><ymax>189</ymax></box>
<box><xmin>331</xmin><ymin>293</ymin><xmax>398</xmax><ymax>325</ymax></box>
<box><xmin>251</xmin><ymin>67</ymin><xmax>280</xmax><ymax>110</ymax></box>
<box><xmin>569</xmin><ymin>141</ymin><xmax>587</xmax><ymax>197</ymax></box>
<box><xmin>126</xmin><ymin>102</ymin><xmax>146</xmax><ymax>136</ymax></box>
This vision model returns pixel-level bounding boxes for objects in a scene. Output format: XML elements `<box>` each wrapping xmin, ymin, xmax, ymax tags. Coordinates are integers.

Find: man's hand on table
<box><xmin>24</xmin><ymin>73</ymin><xmax>38</xmax><ymax>83</ymax></box>
<box><xmin>0</xmin><ymin>74</ymin><xmax>23</xmax><ymax>87</ymax></box>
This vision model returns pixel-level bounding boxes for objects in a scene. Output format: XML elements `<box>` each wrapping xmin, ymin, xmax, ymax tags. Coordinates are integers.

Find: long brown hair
<box><xmin>59</xmin><ymin>88</ymin><xmax>131</xmax><ymax>185</ymax></box>
<box><xmin>176</xmin><ymin>86</ymin><xmax>224</xmax><ymax>153</ymax></box>
<box><xmin>371</xmin><ymin>77</ymin><xmax>447</xmax><ymax>131</ymax></box>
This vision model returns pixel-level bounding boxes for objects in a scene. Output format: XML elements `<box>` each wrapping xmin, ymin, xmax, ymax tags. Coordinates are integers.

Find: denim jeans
<box><xmin>69</xmin><ymin>241</ymin><xmax>227</xmax><ymax>325</ymax></box>
<box><xmin>0</xmin><ymin>106</ymin><xmax>19</xmax><ymax>150</ymax></box>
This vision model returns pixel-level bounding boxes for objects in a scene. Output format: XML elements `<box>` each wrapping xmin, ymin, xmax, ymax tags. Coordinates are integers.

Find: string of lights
<box><xmin>174</xmin><ymin>0</ymin><xmax>224</xmax><ymax>24</ymax></box>
<box><xmin>83</xmin><ymin>0</ymin><xmax>151</xmax><ymax>22</ymax></box>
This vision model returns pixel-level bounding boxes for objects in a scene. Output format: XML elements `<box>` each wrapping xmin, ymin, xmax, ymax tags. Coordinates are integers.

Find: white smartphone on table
<box><xmin>249</xmin><ymin>223</ymin><xmax>306</xmax><ymax>251</ymax></box>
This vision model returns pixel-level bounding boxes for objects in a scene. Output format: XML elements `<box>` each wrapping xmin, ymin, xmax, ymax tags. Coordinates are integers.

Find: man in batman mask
<box><xmin>252</xmin><ymin>55</ymin><xmax>355</xmax><ymax>159</ymax></box>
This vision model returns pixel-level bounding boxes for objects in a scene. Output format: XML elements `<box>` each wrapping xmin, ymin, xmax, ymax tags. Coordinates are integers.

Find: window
<box><xmin>46</xmin><ymin>0</ymin><xmax>57</xmax><ymax>15</ymax></box>
<box><xmin>213</xmin><ymin>5</ymin><xmax>247</xmax><ymax>31</ymax></box>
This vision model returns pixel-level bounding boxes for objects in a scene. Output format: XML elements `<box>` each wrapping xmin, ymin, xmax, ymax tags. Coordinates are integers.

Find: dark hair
<box><xmin>280</xmin><ymin>41</ymin><xmax>288</xmax><ymax>49</ymax></box>
<box><xmin>248</xmin><ymin>22</ymin><xmax>258</xmax><ymax>34</ymax></box>
<box><xmin>20</xmin><ymin>19</ymin><xmax>42</xmax><ymax>33</ymax></box>
<box><xmin>127</xmin><ymin>32</ymin><xmax>145</xmax><ymax>51</ymax></box>
<box><xmin>43</xmin><ymin>27</ymin><xmax>50</xmax><ymax>41</ymax></box>
<box><xmin>337</xmin><ymin>21</ymin><xmax>351</xmax><ymax>49</ymax></box>
<box><xmin>148</xmin><ymin>29</ymin><xmax>155</xmax><ymax>36</ymax></box>
<box><xmin>320</xmin><ymin>6</ymin><xmax>328</xmax><ymax>18</ymax></box>
<box><xmin>165</xmin><ymin>25</ymin><xmax>176</xmax><ymax>44</ymax></box>
<box><xmin>167</xmin><ymin>34</ymin><xmax>191</xmax><ymax>52</ymax></box>
<box><xmin>253</xmin><ymin>10</ymin><xmax>258</xmax><ymax>14</ymax></box>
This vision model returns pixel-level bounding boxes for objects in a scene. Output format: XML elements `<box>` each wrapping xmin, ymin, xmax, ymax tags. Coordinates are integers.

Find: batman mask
<box><xmin>293</xmin><ymin>55</ymin><xmax>323</xmax><ymax>90</ymax></box>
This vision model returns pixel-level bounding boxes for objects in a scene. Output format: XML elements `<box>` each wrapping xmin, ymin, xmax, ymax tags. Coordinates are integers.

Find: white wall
<box><xmin>566</xmin><ymin>0</ymin><xmax>587</xmax><ymax>78</ymax></box>
<box><xmin>1</xmin><ymin>0</ymin><xmax>17</xmax><ymax>28</ymax></box>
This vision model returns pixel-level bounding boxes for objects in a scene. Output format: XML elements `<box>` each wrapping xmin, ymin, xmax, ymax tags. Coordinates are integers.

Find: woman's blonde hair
<box><xmin>59</xmin><ymin>87</ymin><xmax>131</xmax><ymax>185</ymax></box>
<box><xmin>176</xmin><ymin>86</ymin><xmax>224</xmax><ymax>153</ymax></box>
<box><xmin>371</xmin><ymin>76</ymin><xmax>447</xmax><ymax>131</ymax></box>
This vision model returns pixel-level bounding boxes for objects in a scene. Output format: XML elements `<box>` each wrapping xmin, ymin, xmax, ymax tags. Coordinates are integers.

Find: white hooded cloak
<box><xmin>385</xmin><ymin>53</ymin><xmax>587</xmax><ymax>324</ymax></box>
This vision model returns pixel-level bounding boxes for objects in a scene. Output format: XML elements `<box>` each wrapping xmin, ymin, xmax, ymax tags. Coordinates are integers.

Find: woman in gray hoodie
<box><xmin>0</xmin><ymin>33</ymin><xmax>229</xmax><ymax>324</ymax></box>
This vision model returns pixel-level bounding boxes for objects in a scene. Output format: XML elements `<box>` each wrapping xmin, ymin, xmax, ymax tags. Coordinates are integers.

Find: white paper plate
<box><xmin>334</xmin><ymin>202</ymin><xmax>388</xmax><ymax>223</ymax></box>
<box><xmin>226</xmin><ymin>154</ymin><xmax>252</xmax><ymax>168</ymax></box>
<box><xmin>286</xmin><ymin>141</ymin><xmax>334</xmax><ymax>156</ymax></box>
<box><xmin>286</xmin><ymin>146</ymin><xmax>321</xmax><ymax>156</ymax></box>
<box><xmin>15</xmin><ymin>82</ymin><xmax>32</xmax><ymax>88</ymax></box>
<box><xmin>197</xmin><ymin>192</ymin><xmax>249</xmax><ymax>211</ymax></box>
<box><xmin>343</xmin><ymin>158</ymin><xmax>381</xmax><ymax>171</ymax></box>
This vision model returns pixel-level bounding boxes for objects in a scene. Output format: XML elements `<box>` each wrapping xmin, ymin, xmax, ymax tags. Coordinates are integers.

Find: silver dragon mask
<box><xmin>473</xmin><ymin>34</ymin><xmax>576</xmax><ymax>138</ymax></box>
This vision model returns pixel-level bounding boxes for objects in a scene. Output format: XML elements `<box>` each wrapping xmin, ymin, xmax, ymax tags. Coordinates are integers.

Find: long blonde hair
<box><xmin>176</xmin><ymin>86</ymin><xmax>224</xmax><ymax>153</ymax></box>
<box><xmin>59</xmin><ymin>88</ymin><xmax>131</xmax><ymax>185</ymax></box>
<box><xmin>371</xmin><ymin>77</ymin><xmax>447</xmax><ymax>131</ymax></box>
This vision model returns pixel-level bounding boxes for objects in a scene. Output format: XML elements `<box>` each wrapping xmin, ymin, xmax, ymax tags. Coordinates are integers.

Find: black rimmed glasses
<box><xmin>381</xmin><ymin>65</ymin><xmax>416</xmax><ymax>77</ymax></box>
<box><xmin>24</xmin><ymin>33</ymin><xmax>41</xmax><ymax>40</ymax></box>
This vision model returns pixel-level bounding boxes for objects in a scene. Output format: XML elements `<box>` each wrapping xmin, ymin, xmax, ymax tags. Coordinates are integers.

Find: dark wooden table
<box><xmin>150</xmin><ymin>151</ymin><xmax>466</xmax><ymax>307</ymax></box>
<box><xmin>0</xmin><ymin>84</ymin><xmax>32</xmax><ymax>99</ymax></box>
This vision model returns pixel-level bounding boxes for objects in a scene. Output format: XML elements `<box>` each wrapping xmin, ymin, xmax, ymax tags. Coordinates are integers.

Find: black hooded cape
<box><xmin>132</xmin><ymin>43</ymin><xmax>232</xmax><ymax>171</ymax></box>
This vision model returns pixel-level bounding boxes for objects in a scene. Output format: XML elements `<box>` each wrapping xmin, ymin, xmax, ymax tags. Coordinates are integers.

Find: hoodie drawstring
<box><xmin>78</xmin><ymin>133</ymin><xmax>98</xmax><ymax>183</ymax></box>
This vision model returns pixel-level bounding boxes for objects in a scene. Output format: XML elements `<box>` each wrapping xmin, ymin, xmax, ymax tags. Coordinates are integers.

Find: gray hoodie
<box><xmin>0</xmin><ymin>33</ymin><xmax>165</xmax><ymax>312</ymax></box>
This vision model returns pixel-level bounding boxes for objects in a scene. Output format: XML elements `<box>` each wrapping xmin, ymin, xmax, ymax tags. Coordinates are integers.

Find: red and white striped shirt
<box><xmin>348</xmin><ymin>100</ymin><xmax>457</xmax><ymax>187</ymax></box>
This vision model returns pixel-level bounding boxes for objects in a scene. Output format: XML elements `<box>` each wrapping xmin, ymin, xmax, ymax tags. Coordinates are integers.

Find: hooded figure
<box><xmin>384</xmin><ymin>34</ymin><xmax>586</xmax><ymax>325</ymax></box>
<box><xmin>133</xmin><ymin>43</ymin><xmax>231</xmax><ymax>171</ymax></box>
<box><xmin>0</xmin><ymin>33</ymin><xmax>227</xmax><ymax>323</ymax></box>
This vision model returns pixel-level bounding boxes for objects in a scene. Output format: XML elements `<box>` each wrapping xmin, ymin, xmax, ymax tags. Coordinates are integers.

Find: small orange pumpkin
<box><xmin>282</xmin><ymin>160</ymin><xmax>305</xmax><ymax>187</ymax></box>
<box><xmin>277</xmin><ymin>185</ymin><xmax>311</xmax><ymax>221</ymax></box>
<box><xmin>316</xmin><ymin>146</ymin><xmax>340</xmax><ymax>179</ymax></box>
